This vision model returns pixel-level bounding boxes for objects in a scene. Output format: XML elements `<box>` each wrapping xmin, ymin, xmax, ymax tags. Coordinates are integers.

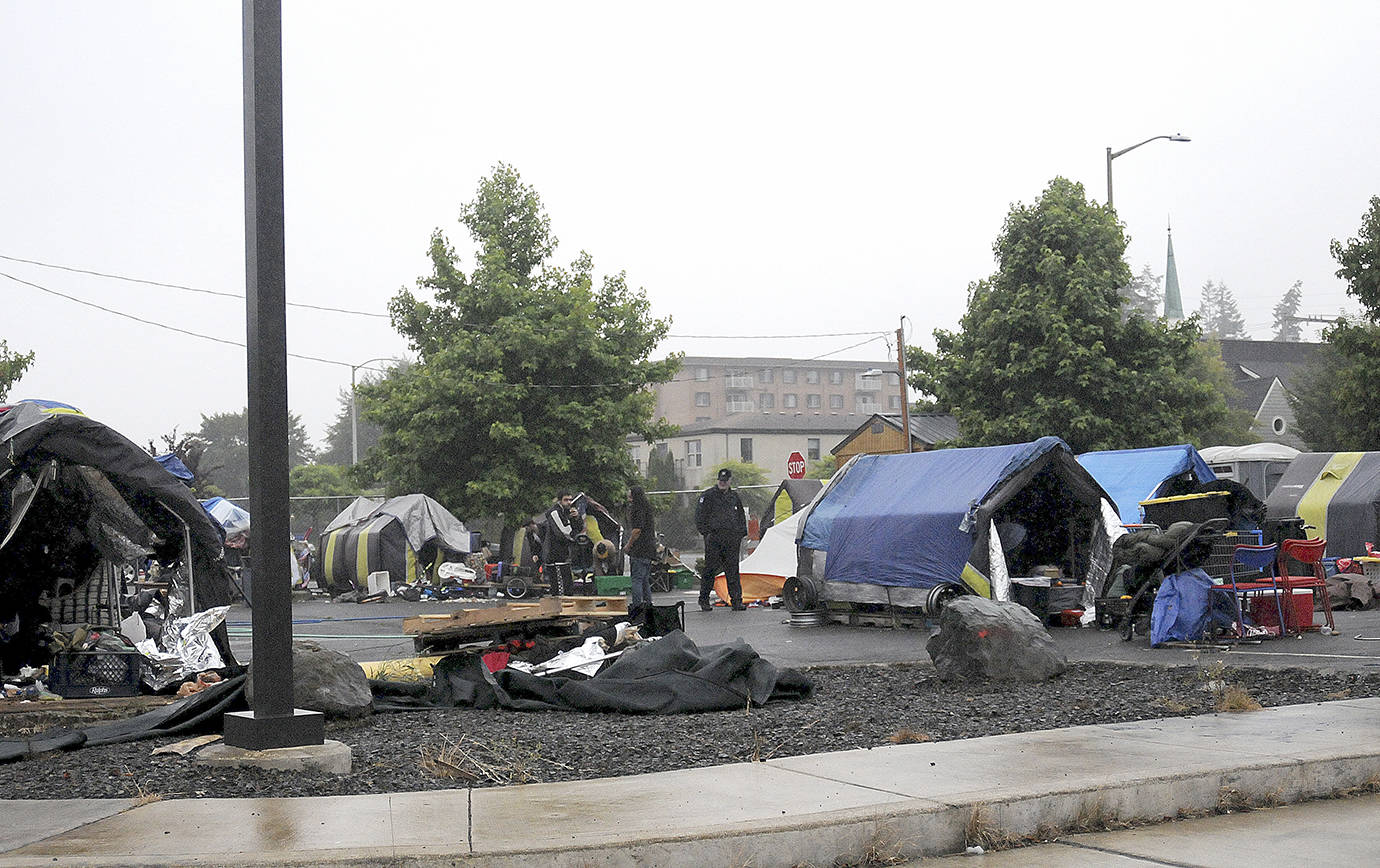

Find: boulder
<box><xmin>247</xmin><ymin>640</ymin><xmax>373</xmax><ymax>718</ymax></box>
<box><xmin>926</xmin><ymin>596</ymin><xmax>1066</xmax><ymax>682</ymax></box>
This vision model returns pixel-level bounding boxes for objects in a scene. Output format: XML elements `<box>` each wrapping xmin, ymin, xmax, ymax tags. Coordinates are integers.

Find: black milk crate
<box><xmin>1201</xmin><ymin>530</ymin><xmax>1264</xmax><ymax>583</ymax></box>
<box><xmin>49</xmin><ymin>649</ymin><xmax>145</xmax><ymax>698</ymax></box>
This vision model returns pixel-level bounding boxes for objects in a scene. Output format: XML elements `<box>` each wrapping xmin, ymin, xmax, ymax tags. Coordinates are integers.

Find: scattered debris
<box><xmin>151</xmin><ymin>734</ymin><xmax>222</xmax><ymax>757</ymax></box>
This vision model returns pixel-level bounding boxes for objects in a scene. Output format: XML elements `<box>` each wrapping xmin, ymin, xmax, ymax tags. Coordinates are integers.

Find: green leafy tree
<box><xmin>644</xmin><ymin>444</ymin><xmax>682</xmax><ymax>492</ymax></box>
<box><xmin>0</xmin><ymin>341</ymin><xmax>34</xmax><ymax>401</ymax></box>
<box><xmin>361</xmin><ymin>163</ymin><xmax>678</xmax><ymax>526</ymax></box>
<box><xmin>1292</xmin><ymin>196</ymin><xmax>1380</xmax><ymax>450</ymax></box>
<box><xmin>316</xmin><ymin>360</ymin><xmax>408</xmax><ymax>468</ymax></box>
<box><xmin>1197</xmin><ymin>279</ymin><xmax>1249</xmax><ymax>338</ymax></box>
<box><xmin>805</xmin><ymin>454</ymin><xmax>837</xmax><ymax>479</ymax></box>
<box><xmin>1121</xmin><ymin>264</ymin><xmax>1163</xmax><ymax>319</ymax></box>
<box><xmin>196</xmin><ymin>408</ymin><xmax>316</xmax><ymax>497</ymax></box>
<box><xmin>1272</xmin><ymin>281</ymin><xmax>1304</xmax><ymax>341</ymax></box>
<box><xmin>289</xmin><ymin>463</ymin><xmax>361</xmax><ymax>537</ymax></box>
<box><xmin>908</xmin><ymin>177</ymin><xmax>1247</xmax><ymax>453</ymax></box>
<box><xmin>1330</xmin><ymin>195</ymin><xmax>1380</xmax><ymax>315</ymax></box>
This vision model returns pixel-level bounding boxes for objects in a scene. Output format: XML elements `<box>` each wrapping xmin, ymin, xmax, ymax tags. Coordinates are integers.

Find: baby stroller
<box><xmin>1097</xmin><ymin>518</ymin><xmax>1228</xmax><ymax>640</ymax></box>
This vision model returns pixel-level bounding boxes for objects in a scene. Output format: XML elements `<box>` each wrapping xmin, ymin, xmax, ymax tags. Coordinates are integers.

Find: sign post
<box><xmin>787</xmin><ymin>451</ymin><xmax>807</xmax><ymax>480</ymax></box>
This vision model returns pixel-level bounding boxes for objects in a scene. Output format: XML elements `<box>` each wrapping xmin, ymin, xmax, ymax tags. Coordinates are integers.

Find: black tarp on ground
<box><xmin>372</xmin><ymin>631</ymin><xmax>813</xmax><ymax>714</ymax></box>
<box><xmin>0</xmin><ymin>674</ymin><xmax>247</xmax><ymax>763</ymax></box>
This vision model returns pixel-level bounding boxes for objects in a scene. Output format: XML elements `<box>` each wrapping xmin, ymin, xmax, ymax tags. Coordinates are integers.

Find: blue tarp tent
<box><xmin>1077</xmin><ymin>445</ymin><xmax>1216</xmax><ymax>525</ymax></box>
<box><xmin>800</xmin><ymin>437</ymin><xmax>1112</xmax><ymax>594</ymax></box>
<box><xmin>155</xmin><ymin>453</ymin><xmax>195</xmax><ymax>481</ymax></box>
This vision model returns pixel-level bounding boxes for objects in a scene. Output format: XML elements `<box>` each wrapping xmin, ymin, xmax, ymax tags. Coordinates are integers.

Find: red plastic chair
<box><xmin>1210</xmin><ymin>543</ymin><xmax>1286</xmax><ymax>638</ymax></box>
<box><xmin>1276</xmin><ymin>538</ymin><xmax>1335</xmax><ymax>634</ymax></box>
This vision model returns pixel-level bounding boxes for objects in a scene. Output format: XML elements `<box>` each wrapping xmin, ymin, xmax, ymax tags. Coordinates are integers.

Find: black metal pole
<box><xmin>224</xmin><ymin>0</ymin><xmax>323</xmax><ymax>750</ymax></box>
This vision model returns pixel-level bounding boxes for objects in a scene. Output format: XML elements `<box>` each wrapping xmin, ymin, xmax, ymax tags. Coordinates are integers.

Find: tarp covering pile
<box><xmin>0</xmin><ymin>401</ymin><xmax>239</xmax><ymax>643</ymax></box>
<box><xmin>201</xmin><ymin>497</ymin><xmax>251</xmax><ymax>543</ymax></box>
<box><xmin>1266</xmin><ymin>452</ymin><xmax>1380</xmax><ymax>556</ymax></box>
<box><xmin>372</xmin><ymin>631</ymin><xmax>812</xmax><ymax>714</ymax></box>
<box><xmin>1077</xmin><ymin>444</ymin><xmax>1216</xmax><ymax>525</ymax></box>
<box><xmin>799</xmin><ymin>437</ymin><xmax>1111</xmax><ymax>593</ymax></box>
<box><xmin>320</xmin><ymin>494</ymin><xmax>471</xmax><ymax>589</ymax></box>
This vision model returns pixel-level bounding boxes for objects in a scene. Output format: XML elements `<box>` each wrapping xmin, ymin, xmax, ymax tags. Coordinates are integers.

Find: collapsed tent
<box><xmin>759</xmin><ymin>478</ymin><xmax>823</xmax><ymax>533</ymax></box>
<box><xmin>0</xmin><ymin>401</ymin><xmax>238</xmax><ymax>669</ymax></box>
<box><xmin>1266</xmin><ymin>452</ymin><xmax>1380</xmax><ymax>557</ymax></box>
<box><xmin>1077</xmin><ymin>444</ymin><xmax>1216</xmax><ymax>525</ymax></box>
<box><xmin>319</xmin><ymin>494</ymin><xmax>471</xmax><ymax>590</ymax></box>
<box><xmin>797</xmin><ymin>437</ymin><xmax>1115</xmax><ymax>606</ymax></box>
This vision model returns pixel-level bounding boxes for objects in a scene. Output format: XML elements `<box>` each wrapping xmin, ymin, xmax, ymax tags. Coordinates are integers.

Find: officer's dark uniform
<box><xmin>695</xmin><ymin>472</ymin><xmax>747</xmax><ymax>609</ymax></box>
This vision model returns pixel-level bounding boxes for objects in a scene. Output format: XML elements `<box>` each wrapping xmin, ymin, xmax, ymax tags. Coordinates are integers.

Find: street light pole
<box><xmin>349</xmin><ymin>358</ymin><xmax>392</xmax><ymax>464</ymax></box>
<box><xmin>1105</xmin><ymin>134</ymin><xmax>1191</xmax><ymax>210</ymax></box>
<box><xmin>896</xmin><ymin>317</ymin><xmax>912</xmax><ymax>454</ymax></box>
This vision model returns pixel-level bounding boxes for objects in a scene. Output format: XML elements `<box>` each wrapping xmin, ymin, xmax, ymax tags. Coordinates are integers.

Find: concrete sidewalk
<box><xmin>2</xmin><ymin>698</ymin><xmax>1379</xmax><ymax>867</ymax></box>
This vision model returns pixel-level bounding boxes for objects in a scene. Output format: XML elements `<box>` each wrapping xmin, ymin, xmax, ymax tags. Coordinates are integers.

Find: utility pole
<box><xmin>896</xmin><ymin>317</ymin><xmax>912</xmax><ymax>453</ymax></box>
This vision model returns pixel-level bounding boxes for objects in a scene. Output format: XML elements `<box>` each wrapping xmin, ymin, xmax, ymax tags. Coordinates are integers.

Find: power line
<box><xmin>0</xmin><ymin>253</ymin><xmax>390</xmax><ymax>318</ymax></box>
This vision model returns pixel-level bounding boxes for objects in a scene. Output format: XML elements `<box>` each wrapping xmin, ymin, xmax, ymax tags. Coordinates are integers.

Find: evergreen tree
<box><xmin>1272</xmin><ymin>281</ymin><xmax>1304</xmax><ymax>341</ymax></box>
<box><xmin>1121</xmin><ymin>264</ymin><xmax>1163</xmax><ymax>319</ymax></box>
<box><xmin>1197</xmin><ymin>280</ymin><xmax>1249</xmax><ymax>339</ymax></box>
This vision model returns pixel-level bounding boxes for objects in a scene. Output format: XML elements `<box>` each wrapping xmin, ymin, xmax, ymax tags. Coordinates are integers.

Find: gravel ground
<box><xmin>1</xmin><ymin>661</ymin><xmax>1377</xmax><ymax>801</ymax></box>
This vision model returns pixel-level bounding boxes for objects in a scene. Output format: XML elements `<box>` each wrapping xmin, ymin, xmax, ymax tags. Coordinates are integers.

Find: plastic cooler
<box><xmin>1251</xmin><ymin>589</ymin><xmax>1315</xmax><ymax>633</ymax></box>
<box><xmin>1139</xmin><ymin>492</ymin><xmax>1232</xmax><ymax>527</ymax></box>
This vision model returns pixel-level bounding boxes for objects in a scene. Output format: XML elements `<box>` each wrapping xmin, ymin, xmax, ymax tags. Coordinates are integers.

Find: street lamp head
<box><xmin>861</xmin><ymin>368</ymin><xmax>883</xmax><ymax>378</ymax></box>
<box><xmin>1169</xmin><ymin>134</ymin><xmax>1191</xmax><ymax>142</ymax></box>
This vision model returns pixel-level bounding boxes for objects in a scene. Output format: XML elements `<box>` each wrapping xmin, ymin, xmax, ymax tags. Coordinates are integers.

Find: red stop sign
<box><xmin>787</xmin><ymin>451</ymin><xmax>807</xmax><ymax>479</ymax></box>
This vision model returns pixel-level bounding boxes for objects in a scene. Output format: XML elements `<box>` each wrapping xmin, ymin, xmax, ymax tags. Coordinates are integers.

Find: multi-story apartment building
<box><xmin>632</xmin><ymin>355</ymin><xmax>904</xmax><ymax>488</ymax></box>
<box><xmin>654</xmin><ymin>356</ymin><xmax>903</xmax><ymax>428</ymax></box>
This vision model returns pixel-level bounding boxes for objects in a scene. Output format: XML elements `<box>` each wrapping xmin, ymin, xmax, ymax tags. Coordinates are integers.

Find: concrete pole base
<box><xmin>198</xmin><ymin>738</ymin><xmax>353</xmax><ymax>775</ymax></box>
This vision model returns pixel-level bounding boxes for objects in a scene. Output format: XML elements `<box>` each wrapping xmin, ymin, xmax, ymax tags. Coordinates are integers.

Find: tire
<box><xmin>783</xmin><ymin>576</ymin><xmax>819</xmax><ymax>612</ymax></box>
<box><xmin>504</xmin><ymin>576</ymin><xmax>532</xmax><ymax>600</ymax></box>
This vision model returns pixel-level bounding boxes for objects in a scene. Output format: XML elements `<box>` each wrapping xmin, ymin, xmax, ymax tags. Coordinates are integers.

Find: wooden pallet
<box><xmin>402</xmin><ymin>596</ymin><xmax>628</xmax><ymax>636</ymax></box>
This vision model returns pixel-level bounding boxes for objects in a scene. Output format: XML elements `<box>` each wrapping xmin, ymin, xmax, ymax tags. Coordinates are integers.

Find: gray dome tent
<box><xmin>319</xmin><ymin>494</ymin><xmax>472</xmax><ymax>590</ymax></box>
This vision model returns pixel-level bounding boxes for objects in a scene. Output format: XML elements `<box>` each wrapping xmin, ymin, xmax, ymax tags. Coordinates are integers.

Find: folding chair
<box><xmin>1209</xmin><ymin>543</ymin><xmax>1285</xmax><ymax>638</ymax></box>
<box><xmin>1276</xmin><ymin>538</ymin><xmax>1336</xmax><ymax>634</ymax></box>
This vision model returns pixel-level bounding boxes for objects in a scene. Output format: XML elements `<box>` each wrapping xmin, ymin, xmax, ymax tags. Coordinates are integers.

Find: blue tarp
<box><xmin>801</xmin><ymin>437</ymin><xmax>1074</xmax><ymax>590</ymax></box>
<box><xmin>201</xmin><ymin>496</ymin><xmax>251</xmax><ymax>539</ymax></box>
<box><xmin>1077</xmin><ymin>445</ymin><xmax>1216</xmax><ymax>525</ymax></box>
<box><xmin>155</xmin><ymin>453</ymin><xmax>195</xmax><ymax>481</ymax></box>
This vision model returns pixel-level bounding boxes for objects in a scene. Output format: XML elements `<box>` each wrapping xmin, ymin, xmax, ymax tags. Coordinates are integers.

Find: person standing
<box><xmin>695</xmin><ymin>468</ymin><xmax>747</xmax><ymax>611</ymax></box>
<box><xmin>520</xmin><ymin>518</ymin><xmax>543</xmax><ymax>576</ymax></box>
<box><xmin>622</xmin><ymin>485</ymin><xmax>657</xmax><ymax>616</ymax></box>
<box><xmin>542</xmin><ymin>492</ymin><xmax>579</xmax><ymax>596</ymax></box>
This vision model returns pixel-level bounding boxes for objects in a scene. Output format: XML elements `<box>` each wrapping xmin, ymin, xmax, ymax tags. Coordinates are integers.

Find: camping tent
<box><xmin>1076</xmin><ymin>445</ymin><xmax>1216</xmax><ymax>525</ymax></box>
<box><xmin>759</xmin><ymin>478</ymin><xmax>823</xmax><ymax>533</ymax></box>
<box><xmin>797</xmin><ymin>437</ymin><xmax>1115</xmax><ymax>606</ymax></box>
<box><xmin>1265</xmin><ymin>452</ymin><xmax>1380</xmax><ymax>557</ymax></box>
<box><xmin>0</xmin><ymin>401</ymin><xmax>238</xmax><ymax>667</ymax></box>
<box><xmin>201</xmin><ymin>497</ymin><xmax>251</xmax><ymax>544</ymax></box>
<box><xmin>1199</xmin><ymin>443</ymin><xmax>1299</xmax><ymax>501</ymax></box>
<box><xmin>319</xmin><ymin>494</ymin><xmax>471</xmax><ymax>590</ymax></box>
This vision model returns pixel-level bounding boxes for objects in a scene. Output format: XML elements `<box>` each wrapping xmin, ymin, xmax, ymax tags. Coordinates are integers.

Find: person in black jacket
<box><xmin>695</xmin><ymin>467</ymin><xmax>747</xmax><ymax>611</ymax></box>
<box><xmin>542</xmin><ymin>493</ymin><xmax>579</xmax><ymax>595</ymax></box>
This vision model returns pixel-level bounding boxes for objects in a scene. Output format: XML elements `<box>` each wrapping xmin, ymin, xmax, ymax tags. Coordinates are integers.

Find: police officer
<box><xmin>695</xmin><ymin>468</ymin><xmax>747</xmax><ymax>611</ymax></box>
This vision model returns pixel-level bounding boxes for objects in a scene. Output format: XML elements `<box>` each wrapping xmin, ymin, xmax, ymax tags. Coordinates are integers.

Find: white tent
<box><xmin>714</xmin><ymin>508</ymin><xmax>806</xmax><ymax>603</ymax></box>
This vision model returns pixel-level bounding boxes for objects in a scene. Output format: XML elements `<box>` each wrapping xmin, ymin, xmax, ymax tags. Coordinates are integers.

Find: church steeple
<box><xmin>1164</xmin><ymin>218</ymin><xmax>1183</xmax><ymax>321</ymax></box>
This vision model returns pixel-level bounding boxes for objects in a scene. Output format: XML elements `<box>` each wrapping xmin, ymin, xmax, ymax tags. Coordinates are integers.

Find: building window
<box><xmin>725</xmin><ymin>368</ymin><xmax>751</xmax><ymax>388</ymax></box>
<box><xmin>629</xmin><ymin>446</ymin><xmax>642</xmax><ymax>473</ymax></box>
<box><xmin>758</xmin><ymin>368</ymin><xmax>774</xmax><ymax>384</ymax></box>
<box><xmin>726</xmin><ymin>392</ymin><xmax>753</xmax><ymax>414</ymax></box>
<box><xmin>740</xmin><ymin>438</ymin><xmax>753</xmax><ymax>462</ymax></box>
<box><xmin>807</xmin><ymin>394</ymin><xmax>821</xmax><ymax>409</ymax></box>
<box><xmin>694</xmin><ymin>367</ymin><xmax>710</xmax><ymax>381</ymax></box>
<box><xmin>685</xmin><ymin>439</ymin><xmax>702</xmax><ymax>467</ymax></box>
<box><xmin>888</xmin><ymin>372</ymin><xmax>900</xmax><ymax>387</ymax></box>
<box><xmin>694</xmin><ymin>392</ymin><xmax>711</xmax><ymax>407</ymax></box>
<box><xmin>783</xmin><ymin>369</ymin><xmax>797</xmax><ymax>384</ymax></box>
<box><xmin>807</xmin><ymin>438</ymin><xmax>821</xmax><ymax>461</ymax></box>
<box><xmin>806</xmin><ymin>370</ymin><xmax>820</xmax><ymax>384</ymax></box>
<box><xmin>829</xmin><ymin>370</ymin><xmax>843</xmax><ymax>385</ymax></box>
<box><xmin>829</xmin><ymin>394</ymin><xmax>844</xmax><ymax>409</ymax></box>
<box><xmin>871</xmin><ymin>421</ymin><xmax>885</xmax><ymax>434</ymax></box>
<box><xmin>889</xmin><ymin>395</ymin><xmax>902</xmax><ymax>410</ymax></box>
<box><xmin>760</xmin><ymin>393</ymin><xmax>775</xmax><ymax>410</ymax></box>
<box><xmin>856</xmin><ymin>396</ymin><xmax>880</xmax><ymax>413</ymax></box>
<box><xmin>784</xmin><ymin>393</ymin><xmax>798</xmax><ymax>409</ymax></box>
<box><xmin>695</xmin><ymin>416</ymin><xmax>710</xmax><ymax>423</ymax></box>
<box><xmin>1272</xmin><ymin>417</ymin><xmax>1287</xmax><ymax>435</ymax></box>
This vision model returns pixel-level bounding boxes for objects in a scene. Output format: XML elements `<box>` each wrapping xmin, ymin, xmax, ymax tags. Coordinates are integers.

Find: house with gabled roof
<box><xmin>1217</xmin><ymin>339</ymin><xmax>1323</xmax><ymax>450</ymax></box>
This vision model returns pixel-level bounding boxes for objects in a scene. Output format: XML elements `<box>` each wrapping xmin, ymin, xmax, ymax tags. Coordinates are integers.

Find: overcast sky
<box><xmin>3</xmin><ymin>1</ymin><xmax>1378</xmax><ymax>451</ymax></box>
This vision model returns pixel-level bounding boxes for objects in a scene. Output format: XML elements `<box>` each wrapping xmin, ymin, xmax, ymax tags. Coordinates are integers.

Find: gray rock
<box><xmin>247</xmin><ymin>640</ymin><xmax>373</xmax><ymax>718</ymax></box>
<box><xmin>926</xmin><ymin>596</ymin><xmax>1067</xmax><ymax>682</ymax></box>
